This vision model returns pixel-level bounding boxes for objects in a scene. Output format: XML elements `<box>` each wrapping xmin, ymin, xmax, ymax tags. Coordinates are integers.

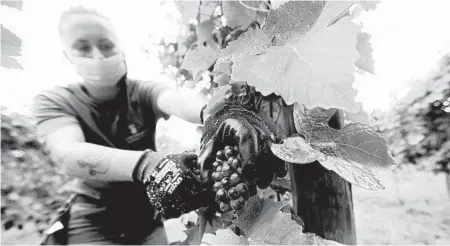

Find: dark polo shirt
<box><xmin>32</xmin><ymin>77</ymin><xmax>171</xmax><ymax>208</ymax></box>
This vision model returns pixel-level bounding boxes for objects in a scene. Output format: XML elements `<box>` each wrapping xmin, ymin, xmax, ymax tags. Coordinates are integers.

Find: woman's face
<box><xmin>60</xmin><ymin>14</ymin><xmax>120</xmax><ymax>59</ymax></box>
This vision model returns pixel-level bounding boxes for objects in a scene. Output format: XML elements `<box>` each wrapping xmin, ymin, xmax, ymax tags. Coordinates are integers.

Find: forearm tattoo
<box><xmin>77</xmin><ymin>154</ymin><xmax>111</xmax><ymax>176</ymax></box>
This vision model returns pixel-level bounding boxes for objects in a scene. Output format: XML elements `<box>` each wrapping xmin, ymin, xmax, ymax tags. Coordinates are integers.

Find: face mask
<box><xmin>70</xmin><ymin>52</ymin><xmax>127</xmax><ymax>84</ymax></box>
<box><xmin>68</xmin><ymin>52</ymin><xmax>127</xmax><ymax>101</ymax></box>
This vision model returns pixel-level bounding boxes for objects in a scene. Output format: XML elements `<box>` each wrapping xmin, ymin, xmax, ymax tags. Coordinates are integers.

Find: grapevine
<box><xmin>162</xmin><ymin>0</ymin><xmax>398</xmax><ymax>245</ymax></box>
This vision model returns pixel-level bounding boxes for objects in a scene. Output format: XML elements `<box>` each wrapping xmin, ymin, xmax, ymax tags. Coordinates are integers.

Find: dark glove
<box><xmin>204</xmin><ymin>82</ymin><xmax>296</xmax><ymax>142</ymax></box>
<box><xmin>199</xmin><ymin>107</ymin><xmax>282</xmax><ymax>189</ymax></box>
<box><xmin>133</xmin><ymin>150</ymin><xmax>214</xmax><ymax>219</ymax></box>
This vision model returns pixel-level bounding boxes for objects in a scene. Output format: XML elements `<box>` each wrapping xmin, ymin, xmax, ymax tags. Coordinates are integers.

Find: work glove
<box><xmin>133</xmin><ymin>151</ymin><xmax>214</xmax><ymax>219</ymax></box>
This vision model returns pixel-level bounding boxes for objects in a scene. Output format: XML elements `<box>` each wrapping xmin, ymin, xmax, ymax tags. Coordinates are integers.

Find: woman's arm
<box><xmin>45</xmin><ymin>122</ymin><xmax>165</xmax><ymax>182</ymax></box>
<box><xmin>156</xmin><ymin>88</ymin><xmax>208</xmax><ymax>124</ymax></box>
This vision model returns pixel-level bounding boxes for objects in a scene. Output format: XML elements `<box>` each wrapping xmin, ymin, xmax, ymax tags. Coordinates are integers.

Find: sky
<box><xmin>1</xmin><ymin>0</ymin><xmax>450</xmax><ymax>114</ymax></box>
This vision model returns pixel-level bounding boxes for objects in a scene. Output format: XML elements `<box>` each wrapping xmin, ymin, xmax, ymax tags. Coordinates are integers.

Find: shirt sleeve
<box><xmin>32</xmin><ymin>89</ymin><xmax>80</xmax><ymax>139</ymax></box>
<box><xmin>134</xmin><ymin>80</ymin><xmax>173</xmax><ymax>121</ymax></box>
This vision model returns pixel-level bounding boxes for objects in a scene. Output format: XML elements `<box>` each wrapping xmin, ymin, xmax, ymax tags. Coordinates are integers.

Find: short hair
<box><xmin>57</xmin><ymin>5</ymin><xmax>114</xmax><ymax>36</ymax></box>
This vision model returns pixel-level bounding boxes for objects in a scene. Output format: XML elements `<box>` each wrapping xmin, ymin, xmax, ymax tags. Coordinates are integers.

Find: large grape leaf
<box><xmin>1</xmin><ymin>0</ymin><xmax>23</xmax><ymax>10</ymax></box>
<box><xmin>232</xmin><ymin>196</ymin><xmax>342</xmax><ymax>245</ymax></box>
<box><xmin>181</xmin><ymin>41</ymin><xmax>220</xmax><ymax>81</ymax></box>
<box><xmin>271</xmin><ymin>103</ymin><xmax>396</xmax><ymax>190</ymax></box>
<box><xmin>229</xmin><ymin>1</ymin><xmax>363</xmax><ymax>113</ymax></box>
<box><xmin>219</xmin><ymin>28</ymin><xmax>272</xmax><ymax>59</ymax></box>
<box><xmin>199</xmin><ymin>0</ymin><xmax>220</xmax><ymax>22</ymax></box>
<box><xmin>222</xmin><ymin>1</ymin><xmax>261</xmax><ymax>29</ymax></box>
<box><xmin>196</xmin><ymin>19</ymin><xmax>215</xmax><ymax>44</ymax></box>
<box><xmin>270</xmin><ymin>135</ymin><xmax>325</xmax><ymax>164</ymax></box>
<box><xmin>355</xmin><ymin>31</ymin><xmax>375</xmax><ymax>74</ymax></box>
<box><xmin>174</xmin><ymin>0</ymin><xmax>200</xmax><ymax>23</ymax></box>
<box><xmin>1</xmin><ymin>25</ymin><xmax>23</xmax><ymax>70</ymax></box>
<box><xmin>263</xmin><ymin>1</ymin><xmax>325</xmax><ymax>46</ymax></box>
<box><xmin>204</xmin><ymin>84</ymin><xmax>230</xmax><ymax>116</ymax></box>
<box><xmin>269</xmin><ymin>0</ymin><xmax>289</xmax><ymax>10</ymax></box>
<box><xmin>359</xmin><ymin>0</ymin><xmax>380</xmax><ymax>11</ymax></box>
<box><xmin>214</xmin><ymin>28</ymin><xmax>272</xmax><ymax>78</ymax></box>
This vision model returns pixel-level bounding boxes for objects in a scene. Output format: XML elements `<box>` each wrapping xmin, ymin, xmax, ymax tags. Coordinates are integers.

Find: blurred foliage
<box><xmin>155</xmin><ymin>1</ymin><xmax>266</xmax><ymax>96</ymax></box>
<box><xmin>1</xmin><ymin>106</ymin><xmax>73</xmax><ymax>233</ymax></box>
<box><xmin>375</xmin><ymin>54</ymin><xmax>450</xmax><ymax>175</ymax></box>
<box><xmin>1</xmin><ymin>1</ymin><xmax>23</xmax><ymax>70</ymax></box>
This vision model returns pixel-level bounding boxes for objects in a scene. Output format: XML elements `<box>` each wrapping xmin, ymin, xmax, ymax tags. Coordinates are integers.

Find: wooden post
<box><xmin>288</xmin><ymin>110</ymin><xmax>357</xmax><ymax>245</ymax></box>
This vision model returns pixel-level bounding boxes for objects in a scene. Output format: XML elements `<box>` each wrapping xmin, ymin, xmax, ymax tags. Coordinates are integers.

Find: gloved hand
<box><xmin>133</xmin><ymin>150</ymin><xmax>214</xmax><ymax>219</ymax></box>
<box><xmin>198</xmin><ymin>106</ymin><xmax>284</xmax><ymax>189</ymax></box>
<box><xmin>204</xmin><ymin>82</ymin><xmax>296</xmax><ymax>142</ymax></box>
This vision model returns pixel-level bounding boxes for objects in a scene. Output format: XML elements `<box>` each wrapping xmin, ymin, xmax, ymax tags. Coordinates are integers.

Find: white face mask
<box><xmin>68</xmin><ymin>52</ymin><xmax>127</xmax><ymax>101</ymax></box>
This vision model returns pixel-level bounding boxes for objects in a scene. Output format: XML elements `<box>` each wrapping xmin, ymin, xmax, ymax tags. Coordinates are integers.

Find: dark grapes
<box><xmin>216</xmin><ymin>172</ymin><xmax>224</xmax><ymax>181</ymax></box>
<box><xmin>216</xmin><ymin>150</ymin><xmax>226</xmax><ymax>160</ymax></box>
<box><xmin>230</xmin><ymin>199</ymin><xmax>243</xmax><ymax>210</ymax></box>
<box><xmin>213</xmin><ymin>161</ymin><xmax>221</xmax><ymax>168</ymax></box>
<box><xmin>229</xmin><ymin>173</ymin><xmax>241</xmax><ymax>185</ymax></box>
<box><xmin>209</xmin><ymin>145</ymin><xmax>254</xmax><ymax>218</ymax></box>
<box><xmin>236</xmin><ymin>167</ymin><xmax>243</xmax><ymax>175</ymax></box>
<box><xmin>225</xmin><ymin>148</ymin><xmax>234</xmax><ymax>158</ymax></box>
<box><xmin>221</xmin><ymin>177</ymin><xmax>230</xmax><ymax>187</ymax></box>
<box><xmin>231</xmin><ymin>158</ymin><xmax>240</xmax><ymax>168</ymax></box>
<box><xmin>212</xmin><ymin>172</ymin><xmax>224</xmax><ymax>181</ymax></box>
<box><xmin>239</xmin><ymin>189</ymin><xmax>249</xmax><ymax>200</ymax></box>
<box><xmin>213</xmin><ymin>182</ymin><xmax>223</xmax><ymax>192</ymax></box>
<box><xmin>216</xmin><ymin>165</ymin><xmax>223</xmax><ymax>173</ymax></box>
<box><xmin>236</xmin><ymin>183</ymin><xmax>250</xmax><ymax>199</ymax></box>
<box><xmin>216</xmin><ymin>188</ymin><xmax>228</xmax><ymax>202</ymax></box>
<box><xmin>222</xmin><ymin>164</ymin><xmax>232</xmax><ymax>176</ymax></box>
<box><xmin>235</xmin><ymin>183</ymin><xmax>248</xmax><ymax>193</ymax></box>
<box><xmin>228</xmin><ymin>187</ymin><xmax>239</xmax><ymax>200</ymax></box>
<box><xmin>220</xmin><ymin>202</ymin><xmax>231</xmax><ymax>212</ymax></box>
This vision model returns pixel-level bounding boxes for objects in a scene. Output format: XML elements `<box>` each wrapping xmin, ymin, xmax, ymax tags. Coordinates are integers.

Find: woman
<box><xmin>33</xmin><ymin>6</ymin><xmax>277</xmax><ymax>245</ymax></box>
<box><xmin>31</xmin><ymin>5</ymin><xmax>214</xmax><ymax>245</ymax></box>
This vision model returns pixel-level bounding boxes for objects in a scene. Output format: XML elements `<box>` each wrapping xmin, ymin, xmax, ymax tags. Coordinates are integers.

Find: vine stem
<box><xmin>238</xmin><ymin>0</ymin><xmax>270</xmax><ymax>13</ymax></box>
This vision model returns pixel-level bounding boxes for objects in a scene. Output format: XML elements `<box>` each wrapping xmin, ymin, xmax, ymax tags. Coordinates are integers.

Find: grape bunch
<box><xmin>211</xmin><ymin>145</ymin><xmax>255</xmax><ymax>214</ymax></box>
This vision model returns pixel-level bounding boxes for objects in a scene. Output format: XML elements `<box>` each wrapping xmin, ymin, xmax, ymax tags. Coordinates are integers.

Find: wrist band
<box><xmin>132</xmin><ymin>149</ymin><xmax>152</xmax><ymax>182</ymax></box>
<box><xmin>200</xmin><ymin>104</ymin><xmax>207</xmax><ymax>124</ymax></box>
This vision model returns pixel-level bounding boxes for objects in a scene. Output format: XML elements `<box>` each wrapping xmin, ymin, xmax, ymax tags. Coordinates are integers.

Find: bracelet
<box><xmin>132</xmin><ymin>149</ymin><xmax>152</xmax><ymax>182</ymax></box>
<box><xmin>200</xmin><ymin>104</ymin><xmax>207</xmax><ymax>124</ymax></box>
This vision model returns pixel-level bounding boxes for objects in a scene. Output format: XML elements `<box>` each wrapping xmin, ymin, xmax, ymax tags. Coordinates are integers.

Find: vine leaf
<box><xmin>222</xmin><ymin>1</ymin><xmax>261</xmax><ymax>29</ymax></box>
<box><xmin>200</xmin><ymin>228</ymin><xmax>249</xmax><ymax>245</ymax></box>
<box><xmin>274</xmin><ymin>103</ymin><xmax>396</xmax><ymax>190</ymax></box>
<box><xmin>356</xmin><ymin>31</ymin><xmax>375</xmax><ymax>74</ymax></box>
<box><xmin>218</xmin><ymin>28</ymin><xmax>272</xmax><ymax>61</ymax></box>
<box><xmin>213</xmin><ymin>61</ymin><xmax>232</xmax><ymax>75</ymax></box>
<box><xmin>196</xmin><ymin>19</ymin><xmax>215</xmax><ymax>44</ymax></box>
<box><xmin>269</xmin><ymin>0</ymin><xmax>290</xmax><ymax>10</ymax></box>
<box><xmin>174</xmin><ymin>0</ymin><xmax>200</xmax><ymax>23</ymax></box>
<box><xmin>270</xmin><ymin>135</ymin><xmax>324</xmax><ymax>164</ymax></box>
<box><xmin>263</xmin><ymin>1</ymin><xmax>325</xmax><ymax>46</ymax></box>
<box><xmin>181</xmin><ymin>41</ymin><xmax>220</xmax><ymax>81</ymax></box>
<box><xmin>204</xmin><ymin>85</ymin><xmax>230</xmax><ymax>116</ymax></box>
<box><xmin>213</xmin><ymin>73</ymin><xmax>231</xmax><ymax>86</ymax></box>
<box><xmin>199</xmin><ymin>0</ymin><xmax>220</xmax><ymax>22</ymax></box>
<box><xmin>359</xmin><ymin>0</ymin><xmax>380</xmax><ymax>11</ymax></box>
<box><xmin>232</xmin><ymin>196</ymin><xmax>342</xmax><ymax>245</ymax></box>
<box><xmin>230</xmin><ymin>1</ymin><xmax>364</xmax><ymax>113</ymax></box>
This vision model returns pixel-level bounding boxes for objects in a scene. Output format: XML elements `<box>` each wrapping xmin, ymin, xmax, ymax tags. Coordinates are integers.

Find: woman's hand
<box><xmin>133</xmin><ymin>151</ymin><xmax>214</xmax><ymax>219</ymax></box>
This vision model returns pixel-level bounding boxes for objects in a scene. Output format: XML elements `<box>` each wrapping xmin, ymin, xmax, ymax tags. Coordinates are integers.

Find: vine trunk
<box><xmin>288</xmin><ymin>109</ymin><xmax>357</xmax><ymax>244</ymax></box>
